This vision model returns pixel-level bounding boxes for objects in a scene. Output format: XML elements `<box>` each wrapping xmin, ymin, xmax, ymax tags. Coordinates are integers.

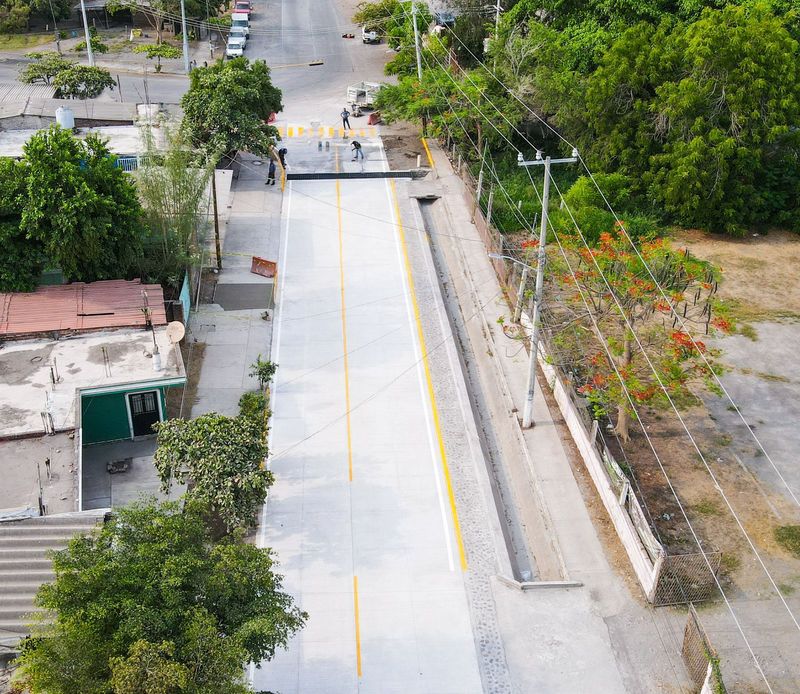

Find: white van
<box><xmin>231</xmin><ymin>12</ymin><xmax>249</xmax><ymax>36</ymax></box>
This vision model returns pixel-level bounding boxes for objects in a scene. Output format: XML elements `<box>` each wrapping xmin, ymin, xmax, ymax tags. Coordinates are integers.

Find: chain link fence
<box><xmin>683</xmin><ymin>604</ymin><xmax>726</xmax><ymax>692</ymax></box>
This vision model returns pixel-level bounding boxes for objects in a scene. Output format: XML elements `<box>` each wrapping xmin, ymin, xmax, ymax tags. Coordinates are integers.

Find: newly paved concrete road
<box><xmin>250</xmin><ymin>141</ymin><xmax>485</xmax><ymax>692</ymax></box>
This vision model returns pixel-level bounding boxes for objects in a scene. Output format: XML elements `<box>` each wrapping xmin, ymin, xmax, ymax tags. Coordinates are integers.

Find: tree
<box><xmin>75</xmin><ymin>28</ymin><xmax>109</xmax><ymax>54</ymax></box>
<box><xmin>181</xmin><ymin>57</ymin><xmax>283</xmax><ymax>162</ymax></box>
<box><xmin>19</xmin><ymin>51</ymin><xmax>74</xmax><ymax>85</ymax></box>
<box><xmin>109</xmin><ymin>641</ymin><xmax>189</xmax><ymax>694</ymax></box>
<box><xmin>136</xmin><ymin>126</ymin><xmax>214</xmax><ymax>286</ymax></box>
<box><xmin>13</xmin><ymin>500</ymin><xmax>306</xmax><ymax>693</ymax></box>
<box><xmin>0</xmin><ymin>158</ymin><xmax>45</xmax><ymax>292</ymax></box>
<box><xmin>249</xmin><ymin>355</ymin><xmax>277</xmax><ymax>389</ymax></box>
<box><xmin>583</xmin><ymin>5</ymin><xmax>800</xmax><ymax>234</ymax></box>
<box><xmin>153</xmin><ymin>413</ymin><xmax>273</xmax><ymax>532</ymax></box>
<box><xmin>20</xmin><ymin>125</ymin><xmax>145</xmax><ymax>284</ymax></box>
<box><xmin>538</xmin><ymin>226</ymin><xmax>726</xmax><ymax>441</ymax></box>
<box><xmin>53</xmin><ymin>64</ymin><xmax>115</xmax><ymax>99</ymax></box>
<box><xmin>134</xmin><ymin>42</ymin><xmax>182</xmax><ymax>71</ymax></box>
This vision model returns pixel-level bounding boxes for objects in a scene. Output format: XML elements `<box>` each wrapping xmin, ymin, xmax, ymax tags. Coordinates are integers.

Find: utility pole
<box><xmin>411</xmin><ymin>1</ymin><xmax>423</xmax><ymax>80</ymax></box>
<box><xmin>179</xmin><ymin>0</ymin><xmax>190</xmax><ymax>73</ymax></box>
<box><xmin>79</xmin><ymin>0</ymin><xmax>94</xmax><ymax>67</ymax></box>
<box><xmin>211</xmin><ymin>171</ymin><xmax>222</xmax><ymax>269</ymax></box>
<box><xmin>515</xmin><ymin>147</ymin><xmax>578</xmax><ymax>428</ymax></box>
<box><xmin>495</xmin><ymin>0</ymin><xmax>501</xmax><ymax>31</ymax></box>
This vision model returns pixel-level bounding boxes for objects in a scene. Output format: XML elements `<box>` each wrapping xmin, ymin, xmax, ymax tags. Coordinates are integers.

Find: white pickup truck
<box><xmin>226</xmin><ymin>36</ymin><xmax>246</xmax><ymax>57</ymax></box>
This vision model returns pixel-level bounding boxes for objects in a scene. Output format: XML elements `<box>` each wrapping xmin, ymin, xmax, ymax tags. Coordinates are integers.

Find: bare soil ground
<box><xmin>381</xmin><ymin>120</ymin><xmax>427</xmax><ymax>170</ymax></box>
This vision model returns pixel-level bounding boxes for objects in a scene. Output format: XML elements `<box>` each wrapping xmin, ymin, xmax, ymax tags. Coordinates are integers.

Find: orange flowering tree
<box><xmin>535</xmin><ymin>225</ymin><xmax>727</xmax><ymax>442</ymax></box>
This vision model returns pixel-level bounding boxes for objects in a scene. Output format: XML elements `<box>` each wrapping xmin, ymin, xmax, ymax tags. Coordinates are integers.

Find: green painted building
<box><xmin>81</xmin><ymin>378</ymin><xmax>185</xmax><ymax>445</ymax></box>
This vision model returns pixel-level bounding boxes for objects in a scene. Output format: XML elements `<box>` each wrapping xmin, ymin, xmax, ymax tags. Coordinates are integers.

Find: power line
<box><xmin>436</xmin><ymin>19</ymin><xmax>799</xmax><ymax>510</ymax></box>
<box><xmin>412</xmin><ymin>19</ymin><xmax>798</xmax><ymax>687</ymax></box>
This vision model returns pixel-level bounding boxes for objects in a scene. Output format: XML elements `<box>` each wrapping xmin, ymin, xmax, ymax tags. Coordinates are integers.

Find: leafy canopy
<box><xmin>13</xmin><ymin>500</ymin><xmax>306</xmax><ymax>694</ymax></box>
<box><xmin>153</xmin><ymin>412</ymin><xmax>273</xmax><ymax>532</ymax></box>
<box><xmin>0</xmin><ymin>126</ymin><xmax>146</xmax><ymax>291</ymax></box>
<box><xmin>19</xmin><ymin>125</ymin><xmax>145</xmax><ymax>284</ymax></box>
<box><xmin>181</xmin><ymin>58</ymin><xmax>283</xmax><ymax>160</ymax></box>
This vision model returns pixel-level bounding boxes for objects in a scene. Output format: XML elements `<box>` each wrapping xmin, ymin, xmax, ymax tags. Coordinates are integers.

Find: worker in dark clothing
<box><xmin>266</xmin><ymin>159</ymin><xmax>276</xmax><ymax>185</ymax></box>
<box><xmin>351</xmin><ymin>140</ymin><xmax>364</xmax><ymax>160</ymax></box>
<box><xmin>278</xmin><ymin>147</ymin><xmax>287</xmax><ymax>168</ymax></box>
<box><xmin>341</xmin><ymin>107</ymin><xmax>352</xmax><ymax>130</ymax></box>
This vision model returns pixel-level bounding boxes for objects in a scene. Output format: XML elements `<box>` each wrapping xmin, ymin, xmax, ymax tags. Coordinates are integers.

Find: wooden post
<box><xmin>211</xmin><ymin>171</ymin><xmax>222</xmax><ymax>270</ymax></box>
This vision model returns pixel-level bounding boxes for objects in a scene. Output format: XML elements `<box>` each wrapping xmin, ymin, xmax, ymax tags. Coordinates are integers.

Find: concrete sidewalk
<box><xmin>186</xmin><ymin>154</ymin><xmax>281</xmax><ymax>419</ymax></box>
<box><xmin>419</xmin><ymin>141</ymin><xmax>693</xmax><ymax>693</ymax></box>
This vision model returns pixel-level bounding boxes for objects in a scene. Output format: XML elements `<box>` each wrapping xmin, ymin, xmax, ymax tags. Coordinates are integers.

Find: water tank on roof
<box><xmin>55</xmin><ymin>106</ymin><xmax>74</xmax><ymax>130</ymax></box>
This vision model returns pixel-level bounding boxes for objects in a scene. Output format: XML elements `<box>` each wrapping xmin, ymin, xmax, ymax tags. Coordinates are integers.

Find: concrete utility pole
<box><xmin>514</xmin><ymin>147</ymin><xmax>579</xmax><ymax>428</ymax></box>
<box><xmin>179</xmin><ymin>0</ymin><xmax>191</xmax><ymax>73</ymax></box>
<box><xmin>79</xmin><ymin>0</ymin><xmax>94</xmax><ymax>67</ymax></box>
<box><xmin>411</xmin><ymin>1</ymin><xmax>423</xmax><ymax>80</ymax></box>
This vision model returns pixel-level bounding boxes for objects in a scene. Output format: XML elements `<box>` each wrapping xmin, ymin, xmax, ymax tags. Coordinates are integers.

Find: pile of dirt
<box><xmin>381</xmin><ymin>120</ymin><xmax>428</xmax><ymax>170</ymax></box>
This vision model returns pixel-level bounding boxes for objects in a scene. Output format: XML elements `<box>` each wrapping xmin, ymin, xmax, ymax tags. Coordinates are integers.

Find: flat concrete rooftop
<box><xmin>0</xmin><ymin>124</ymin><xmax>164</xmax><ymax>158</ymax></box>
<box><xmin>0</xmin><ymin>432</ymin><xmax>77</xmax><ymax>517</ymax></box>
<box><xmin>0</xmin><ymin>327</ymin><xmax>185</xmax><ymax>438</ymax></box>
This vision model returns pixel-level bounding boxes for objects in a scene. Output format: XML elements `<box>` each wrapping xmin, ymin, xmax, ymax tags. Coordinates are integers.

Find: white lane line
<box><xmin>378</xmin><ymin>139</ymin><xmax>455</xmax><ymax>571</ymax></box>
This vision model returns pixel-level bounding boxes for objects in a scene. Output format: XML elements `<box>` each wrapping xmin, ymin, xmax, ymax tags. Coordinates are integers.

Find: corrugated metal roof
<box><xmin>0</xmin><ymin>81</ymin><xmax>57</xmax><ymax>101</ymax></box>
<box><xmin>0</xmin><ymin>97</ymin><xmax>138</xmax><ymax>122</ymax></box>
<box><xmin>0</xmin><ymin>279</ymin><xmax>167</xmax><ymax>337</ymax></box>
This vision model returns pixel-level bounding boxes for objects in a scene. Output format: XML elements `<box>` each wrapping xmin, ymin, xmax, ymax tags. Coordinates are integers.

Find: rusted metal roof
<box><xmin>0</xmin><ymin>279</ymin><xmax>167</xmax><ymax>338</ymax></box>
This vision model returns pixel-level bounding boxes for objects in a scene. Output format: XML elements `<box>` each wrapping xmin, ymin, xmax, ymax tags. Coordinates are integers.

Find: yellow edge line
<box><xmin>421</xmin><ymin>137</ymin><xmax>435</xmax><ymax>169</ymax></box>
<box><xmin>335</xmin><ymin>148</ymin><xmax>355</xmax><ymax>482</ymax></box>
<box><xmin>353</xmin><ymin>575</ymin><xmax>363</xmax><ymax>676</ymax></box>
<box><xmin>389</xmin><ymin>179</ymin><xmax>467</xmax><ymax>571</ymax></box>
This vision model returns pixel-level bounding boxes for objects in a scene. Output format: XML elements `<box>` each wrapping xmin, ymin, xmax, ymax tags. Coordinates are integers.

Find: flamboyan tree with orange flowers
<box><xmin>533</xmin><ymin>225</ymin><xmax>729</xmax><ymax>442</ymax></box>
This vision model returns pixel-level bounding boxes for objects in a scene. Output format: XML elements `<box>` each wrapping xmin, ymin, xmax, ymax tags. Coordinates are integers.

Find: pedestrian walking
<box><xmin>341</xmin><ymin>107</ymin><xmax>351</xmax><ymax>130</ymax></box>
<box><xmin>266</xmin><ymin>159</ymin><xmax>276</xmax><ymax>185</ymax></box>
<box><xmin>351</xmin><ymin>140</ymin><xmax>364</xmax><ymax>160</ymax></box>
<box><xmin>278</xmin><ymin>147</ymin><xmax>287</xmax><ymax>168</ymax></box>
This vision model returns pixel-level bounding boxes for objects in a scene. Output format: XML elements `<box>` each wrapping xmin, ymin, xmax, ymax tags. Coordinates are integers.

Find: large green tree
<box><xmin>0</xmin><ymin>158</ymin><xmax>45</xmax><ymax>292</ymax></box>
<box><xmin>153</xmin><ymin>412</ymin><xmax>273</xmax><ymax>533</ymax></box>
<box><xmin>13</xmin><ymin>500</ymin><xmax>306</xmax><ymax>693</ymax></box>
<box><xmin>19</xmin><ymin>126</ymin><xmax>145</xmax><ymax>285</ymax></box>
<box><xmin>181</xmin><ymin>58</ymin><xmax>282</xmax><ymax>162</ymax></box>
<box><xmin>583</xmin><ymin>5</ymin><xmax>800</xmax><ymax>233</ymax></box>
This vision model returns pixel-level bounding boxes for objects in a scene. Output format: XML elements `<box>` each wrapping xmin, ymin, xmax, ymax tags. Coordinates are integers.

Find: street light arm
<box><xmin>487</xmin><ymin>252</ymin><xmax>535</xmax><ymax>271</ymax></box>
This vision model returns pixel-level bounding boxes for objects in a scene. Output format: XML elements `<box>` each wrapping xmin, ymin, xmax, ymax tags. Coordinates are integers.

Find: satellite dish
<box><xmin>166</xmin><ymin>321</ymin><xmax>186</xmax><ymax>344</ymax></box>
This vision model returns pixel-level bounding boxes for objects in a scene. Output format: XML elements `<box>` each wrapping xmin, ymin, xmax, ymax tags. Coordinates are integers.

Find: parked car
<box><xmin>229</xmin><ymin>26</ymin><xmax>247</xmax><ymax>47</ymax></box>
<box><xmin>231</xmin><ymin>12</ymin><xmax>250</xmax><ymax>35</ymax></box>
<box><xmin>234</xmin><ymin>0</ymin><xmax>252</xmax><ymax>13</ymax></box>
<box><xmin>226</xmin><ymin>36</ymin><xmax>246</xmax><ymax>57</ymax></box>
<box><xmin>362</xmin><ymin>26</ymin><xmax>379</xmax><ymax>43</ymax></box>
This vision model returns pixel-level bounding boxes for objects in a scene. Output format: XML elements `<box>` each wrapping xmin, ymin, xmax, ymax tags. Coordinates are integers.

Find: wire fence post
<box><xmin>486</xmin><ymin>185</ymin><xmax>495</xmax><ymax>228</ymax></box>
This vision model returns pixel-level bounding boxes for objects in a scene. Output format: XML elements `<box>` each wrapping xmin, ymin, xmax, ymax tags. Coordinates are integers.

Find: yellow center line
<box><xmin>388</xmin><ymin>179</ymin><xmax>467</xmax><ymax>571</ymax></box>
<box><xmin>335</xmin><ymin>147</ymin><xmax>355</xmax><ymax>482</ymax></box>
<box><xmin>353</xmin><ymin>575</ymin><xmax>363</xmax><ymax>677</ymax></box>
<box><xmin>421</xmin><ymin>137</ymin><xmax>435</xmax><ymax>169</ymax></box>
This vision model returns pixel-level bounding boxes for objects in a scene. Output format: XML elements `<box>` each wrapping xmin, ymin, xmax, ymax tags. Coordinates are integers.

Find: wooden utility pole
<box><xmin>211</xmin><ymin>171</ymin><xmax>222</xmax><ymax>269</ymax></box>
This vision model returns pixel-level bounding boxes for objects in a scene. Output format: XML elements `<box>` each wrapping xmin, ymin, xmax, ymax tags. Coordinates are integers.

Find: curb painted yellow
<box><xmin>421</xmin><ymin>137</ymin><xmax>435</xmax><ymax>169</ymax></box>
<box><xmin>389</xmin><ymin>179</ymin><xmax>467</xmax><ymax>571</ymax></box>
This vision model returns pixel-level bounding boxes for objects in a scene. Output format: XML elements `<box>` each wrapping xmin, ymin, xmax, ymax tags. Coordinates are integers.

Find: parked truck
<box><xmin>346</xmin><ymin>81</ymin><xmax>382</xmax><ymax>109</ymax></box>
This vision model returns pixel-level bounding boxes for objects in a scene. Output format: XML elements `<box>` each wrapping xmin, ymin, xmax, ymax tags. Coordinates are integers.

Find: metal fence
<box><xmin>683</xmin><ymin>604</ymin><xmax>726</xmax><ymax>692</ymax></box>
<box><xmin>443</xmin><ymin>140</ymin><xmax>722</xmax><ymax>607</ymax></box>
<box><xmin>654</xmin><ymin>552</ymin><xmax>722</xmax><ymax>607</ymax></box>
